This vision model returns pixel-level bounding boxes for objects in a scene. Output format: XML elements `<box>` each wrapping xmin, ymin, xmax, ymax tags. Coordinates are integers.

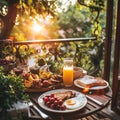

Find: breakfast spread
<box><xmin>76</xmin><ymin>75</ymin><xmax>107</xmax><ymax>88</ymax></box>
<box><xmin>22</xmin><ymin>72</ymin><xmax>62</xmax><ymax>89</ymax></box>
<box><xmin>21</xmin><ymin>65</ymin><xmax>63</xmax><ymax>91</ymax></box>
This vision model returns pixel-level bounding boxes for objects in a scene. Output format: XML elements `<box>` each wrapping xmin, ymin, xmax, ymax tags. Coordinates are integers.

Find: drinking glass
<box><xmin>63</xmin><ymin>58</ymin><xmax>73</xmax><ymax>87</ymax></box>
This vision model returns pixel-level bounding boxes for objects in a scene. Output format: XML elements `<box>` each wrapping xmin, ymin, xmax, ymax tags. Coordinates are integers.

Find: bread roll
<box><xmin>74</xmin><ymin>67</ymin><xmax>87</xmax><ymax>79</ymax></box>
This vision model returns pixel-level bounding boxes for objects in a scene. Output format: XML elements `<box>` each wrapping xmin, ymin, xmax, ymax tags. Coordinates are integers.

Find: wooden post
<box><xmin>103</xmin><ymin>0</ymin><xmax>114</xmax><ymax>82</ymax></box>
<box><xmin>111</xmin><ymin>0</ymin><xmax>120</xmax><ymax>112</ymax></box>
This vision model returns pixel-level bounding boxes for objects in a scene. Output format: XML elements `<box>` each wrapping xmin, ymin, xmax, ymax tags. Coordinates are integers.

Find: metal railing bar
<box><xmin>12</xmin><ymin>37</ymin><xmax>96</xmax><ymax>45</ymax></box>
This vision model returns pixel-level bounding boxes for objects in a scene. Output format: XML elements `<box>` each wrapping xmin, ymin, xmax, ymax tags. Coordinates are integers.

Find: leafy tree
<box><xmin>57</xmin><ymin>3</ymin><xmax>92</xmax><ymax>38</ymax></box>
<box><xmin>0</xmin><ymin>0</ymin><xmax>106</xmax><ymax>40</ymax></box>
<box><xmin>0</xmin><ymin>0</ymin><xmax>57</xmax><ymax>39</ymax></box>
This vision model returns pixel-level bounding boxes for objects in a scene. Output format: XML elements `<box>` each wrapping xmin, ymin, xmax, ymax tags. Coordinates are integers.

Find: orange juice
<box><xmin>63</xmin><ymin>66</ymin><xmax>73</xmax><ymax>87</ymax></box>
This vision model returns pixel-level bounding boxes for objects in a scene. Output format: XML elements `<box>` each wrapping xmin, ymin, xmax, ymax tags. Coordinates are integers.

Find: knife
<box><xmin>86</xmin><ymin>95</ymin><xmax>104</xmax><ymax>106</ymax></box>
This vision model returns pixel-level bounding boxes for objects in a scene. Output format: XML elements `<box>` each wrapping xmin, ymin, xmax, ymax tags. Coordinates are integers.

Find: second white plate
<box><xmin>74</xmin><ymin>79</ymin><xmax>109</xmax><ymax>90</ymax></box>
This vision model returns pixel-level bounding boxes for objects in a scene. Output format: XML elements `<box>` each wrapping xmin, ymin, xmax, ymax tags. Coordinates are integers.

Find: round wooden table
<box><xmin>28</xmin><ymin>84</ymin><xmax>112</xmax><ymax>120</ymax></box>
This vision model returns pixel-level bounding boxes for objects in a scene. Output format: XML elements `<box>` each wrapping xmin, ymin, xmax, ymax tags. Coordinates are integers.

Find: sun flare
<box><xmin>32</xmin><ymin>21</ymin><xmax>43</xmax><ymax>33</ymax></box>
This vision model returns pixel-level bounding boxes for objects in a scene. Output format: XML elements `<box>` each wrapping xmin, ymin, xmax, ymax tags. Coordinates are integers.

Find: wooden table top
<box><xmin>28</xmin><ymin>84</ymin><xmax>112</xmax><ymax>120</ymax></box>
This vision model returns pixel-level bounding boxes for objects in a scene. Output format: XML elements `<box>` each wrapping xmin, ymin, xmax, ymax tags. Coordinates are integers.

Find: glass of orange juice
<box><xmin>63</xmin><ymin>58</ymin><xmax>73</xmax><ymax>87</ymax></box>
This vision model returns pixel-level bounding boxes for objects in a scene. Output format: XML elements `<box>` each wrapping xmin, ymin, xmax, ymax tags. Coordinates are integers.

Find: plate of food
<box><xmin>38</xmin><ymin>89</ymin><xmax>87</xmax><ymax>113</ymax></box>
<box><xmin>74</xmin><ymin>75</ymin><xmax>109</xmax><ymax>90</ymax></box>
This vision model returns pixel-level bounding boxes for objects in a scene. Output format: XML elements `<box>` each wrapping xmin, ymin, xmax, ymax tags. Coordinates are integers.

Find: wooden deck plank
<box><xmin>87</xmin><ymin>116</ymin><xmax>95</xmax><ymax>120</ymax></box>
<box><xmin>91</xmin><ymin>115</ymin><xmax>99</xmax><ymax>120</ymax></box>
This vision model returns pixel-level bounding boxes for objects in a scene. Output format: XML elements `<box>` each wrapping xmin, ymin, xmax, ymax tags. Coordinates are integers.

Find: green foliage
<box><xmin>57</xmin><ymin>4</ymin><xmax>92</xmax><ymax>38</ymax></box>
<box><xmin>0</xmin><ymin>0</ymin><xmax>106</xmax><ymax>40</ymax></box>
<box><xmin>57</xmin><ymin>0</ymin><xmax>106</xmax><ymax>39</ymax></box>
<box><xmin>0</xmin><ymin>43</ymin><xmax>13</xmax><ymax>58</ymax></box>
<box><xmin>9</xmin><ymin>0</ymin><xmax>106</xmax><ymax>41</ymax></box>
<box><xmin>0</xmin><ymin>0</ymin><xmax>106</xmax><ymax>76</ymax></box>
<box><xmin>0</xmin><ymin>66</ymin><xmax>29</xmax><ymax>112</ymax></box>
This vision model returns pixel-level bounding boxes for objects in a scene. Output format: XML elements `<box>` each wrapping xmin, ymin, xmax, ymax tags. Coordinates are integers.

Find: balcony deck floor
<box><xmin>79</xmin><ymin>103</ymin><xmax>120</xmax><ymax>120</ymax></box>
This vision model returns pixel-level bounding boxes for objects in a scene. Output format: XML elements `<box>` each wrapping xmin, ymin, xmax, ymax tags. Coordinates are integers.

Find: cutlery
<box><xmin>28</xmin><ymin>102</ymin><xmax>52</xmax><ymax>120</ymax></box>
<box><xmin>86</xmin><ymin>95</ymin><xmax>104</xmax><ymax>106</ymax></box>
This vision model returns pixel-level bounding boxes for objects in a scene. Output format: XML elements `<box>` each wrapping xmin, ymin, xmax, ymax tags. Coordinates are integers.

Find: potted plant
<box><xmin>0</xmin><ymin>66</ymin><xmax>29</xmax><ymax>120</ymax></box>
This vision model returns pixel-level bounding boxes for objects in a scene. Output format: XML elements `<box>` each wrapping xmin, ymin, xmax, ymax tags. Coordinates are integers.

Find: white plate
<box><xmin>74</xmin><ymin>78</ymin><xmax>109</xmax><ymax>90</ymax></box>
<box><xmin>38</xmin><ymin>89</ymin><xmax>87</xmax><ymax>113</ymax></box>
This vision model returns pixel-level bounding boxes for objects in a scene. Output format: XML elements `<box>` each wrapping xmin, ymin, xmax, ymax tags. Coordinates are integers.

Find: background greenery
<box><xmin>0</xmin><ymin>0</ymin><xmax>106</xmax><ymax>76</ymax></box>
<box><xmin>9</xmin><ymin>0</ymin><xmax>106</xmax><ymax>40</ymax></box>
